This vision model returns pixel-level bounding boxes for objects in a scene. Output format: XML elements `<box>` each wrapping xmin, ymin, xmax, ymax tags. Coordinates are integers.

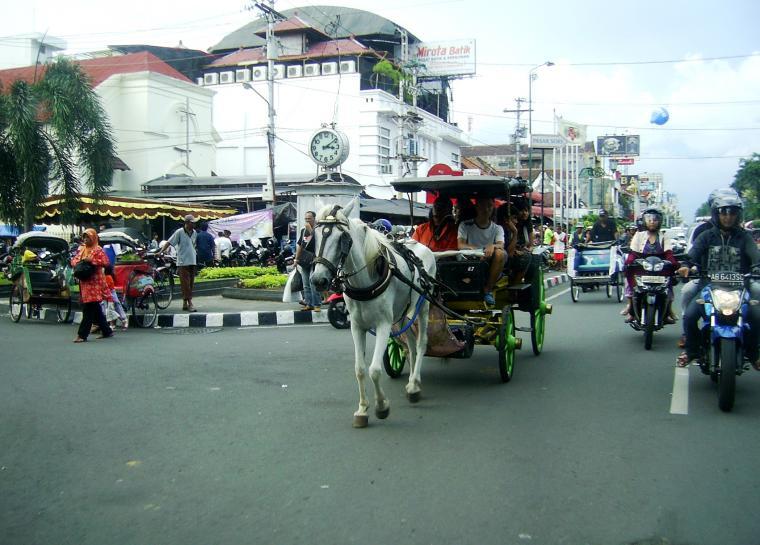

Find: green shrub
<box><xmin>197</xmin><ymin>266</ymin><xmax>279</xmax><ymax>280</ymax></box>
<box><xmin>239</xmin><ymin>274</ymin><xmax>288</xmax><ymax>289</ymax></box>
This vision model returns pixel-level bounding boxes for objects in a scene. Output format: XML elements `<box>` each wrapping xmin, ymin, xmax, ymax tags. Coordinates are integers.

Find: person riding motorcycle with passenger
<box><xmin>620</xmin><ymin>207</ymin><xmax>679</xmax><ymax>323</ymax></box>
<box><xmin>676</xmin><ymin>192</ymin><xmax>760</xmax><ymax>369</ymax></box>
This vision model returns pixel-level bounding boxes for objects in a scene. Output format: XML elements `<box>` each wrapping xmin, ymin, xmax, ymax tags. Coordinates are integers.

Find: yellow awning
<box><xmin>37</xmin><ymin>194</ymin><xmax>236</xmax><ymax>221</ymax></box>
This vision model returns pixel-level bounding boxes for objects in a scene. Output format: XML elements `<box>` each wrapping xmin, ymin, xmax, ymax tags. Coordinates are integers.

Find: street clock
<box><xmin>308</xmin><ymin>128</ymin><xmax>350</xmax><ymax>168</ymax></box>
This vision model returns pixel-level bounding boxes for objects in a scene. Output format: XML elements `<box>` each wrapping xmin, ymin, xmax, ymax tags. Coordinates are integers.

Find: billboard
<box><xmin>620</xmin><ymin>175</ymin><xmax>639</xmax><ymax>189</ymax></box>
<box><xmin>413</xmin><ymin>39</ymin><xmax>476</xmax><ymax>77</ymax></box>
<box><xmin>596</xmin><ymin>135</ymin><xmax>640</xmax><ymax>157</ymax></box>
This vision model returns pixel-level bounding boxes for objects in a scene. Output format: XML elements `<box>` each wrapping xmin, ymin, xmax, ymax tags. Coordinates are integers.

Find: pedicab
<box><xmin>7</xmin><ymin>232</ymin><xmax>74</xmax><ymax>323</ymax></box>
<box><xmin>385</xmin><ymin>175</ymin><xmax>553</xmax><ymax>383</ymax></box>
<box><xmin>98</xmin><ymin>230</ymin><xmax>159</xmax><ymax>328</ymax></box>
<box><xmin>567</xmin><ymin>241</ymin><xmax>624</xmax><ymax>303</ymax></box>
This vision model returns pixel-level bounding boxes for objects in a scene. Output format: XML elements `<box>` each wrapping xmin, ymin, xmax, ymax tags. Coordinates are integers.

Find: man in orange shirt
<box><xmin>412</xmin><ymin>196</ymin><xmax>458</xmax><ymax>251</ymax></box>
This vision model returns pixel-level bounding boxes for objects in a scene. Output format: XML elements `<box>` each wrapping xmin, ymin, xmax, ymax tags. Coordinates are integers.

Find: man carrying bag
<box><xmin>293</xmin><ymin>210</ymin><xmax>321</xmax><ymax>311</ymax></box>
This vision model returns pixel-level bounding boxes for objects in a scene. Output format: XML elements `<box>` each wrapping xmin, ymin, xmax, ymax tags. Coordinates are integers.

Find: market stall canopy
<box><xmin>37</xmin><ymin>194</ymin><xmax>236</xmax><ymax>221</ymax></box>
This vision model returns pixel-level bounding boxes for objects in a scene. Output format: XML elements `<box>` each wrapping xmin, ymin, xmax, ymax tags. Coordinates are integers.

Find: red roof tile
<box><xmin>208</xmin><ymin>38</ymin><xmax>372</xmax><ymax>68</ymax></box>
<box><xmin>0</xmin><ymin>51</ymin><xmax>193</xmax><ymax>92</ymax></box>
<box><xmin>209</xmin><ymin>48</ymin><xmax>266</xmax><ymax>68</ymax></box>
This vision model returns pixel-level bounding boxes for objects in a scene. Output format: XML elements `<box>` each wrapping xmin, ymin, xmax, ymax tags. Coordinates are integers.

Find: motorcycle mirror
<box><xmin>750</xmin><ymin>300</ymin><xmax>759</xmax><ymax>306</ymax></box>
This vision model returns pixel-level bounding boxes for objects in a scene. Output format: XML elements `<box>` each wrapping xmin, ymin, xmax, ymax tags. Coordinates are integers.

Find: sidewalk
<box><xmin>3</xmin><ymin>273</ymin><xmax>570</xmax><ymax>329</ymax></box>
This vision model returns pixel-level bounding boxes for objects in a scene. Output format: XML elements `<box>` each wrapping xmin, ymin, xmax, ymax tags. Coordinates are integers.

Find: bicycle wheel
<box><xmin>153</xmin><ymin>270</ymin><xmax>174</xmax><ymax>310</ymax></box>
<box><xmin>9</xmin><ymin>283</ymin><xmax>23</xmax><ymax>322</ymax></box>
<box><xmin>131</xmin><ymin>290</ymin><xmax>158</xmax><ymax>328</ymax></box>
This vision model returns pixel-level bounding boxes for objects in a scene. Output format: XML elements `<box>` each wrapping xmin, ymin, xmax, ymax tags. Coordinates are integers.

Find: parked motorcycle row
<box><xmin>217</xmin><ymin>238</ymin><xmax>293</xmax><ymax>273</ymax></box>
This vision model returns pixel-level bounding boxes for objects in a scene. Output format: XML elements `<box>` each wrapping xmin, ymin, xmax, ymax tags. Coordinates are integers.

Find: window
<box><xmin>379</xmin><ymin>127</ymin><xmax>392</xmax><ymax>174</ymax></box>
<box><xmin>451</xmin><ymin>152</ymin><xmax>460</xmax><ymax>168</ymax></box>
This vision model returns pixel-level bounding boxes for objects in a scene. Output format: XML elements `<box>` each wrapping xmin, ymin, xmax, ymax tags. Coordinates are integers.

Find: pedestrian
<box><xmin>542</xmin><ymin>223</ymin><xmax>555</xmax><ymax>246</ymax></box>
<box><xmin>553</xmin><ymin>225</ymin><xmax>566</xmax><ymax>269</ymax></box>
<box><xmin>196</xmin><ymin>222</ymin><xmax>216</xmax><ymax>267</ymax></box>
<box><xmin>161</xmin><ymin>214</ymin><xmax>198</xmax><ymax>312</ymax></box>
<box><xmin>294</xmin><ymin>210</ymin><xmax>321</xmax><ymax>311</ymax></box>
<box><xmin>149</xmin><ymin>233</ymin><xmax>160</xmax><ymax>250</ymax></box>
<box><xmin>103</xmin><ymin>265</ymin><xmax>128</xmax><ymax>330</ymax></box>
<box><xmin>70</xmin><ymin>228</ymin><xmax>113</xmax><ymax>343</ymax></box>
<box><xmin>215</xmin><ymin>229</ymin><xmax>232</xmax><ymax>262</ymax></box>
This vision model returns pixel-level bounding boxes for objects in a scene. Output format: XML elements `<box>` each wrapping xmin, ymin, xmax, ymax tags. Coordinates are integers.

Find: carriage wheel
<box><xmin>154</xmin><ymin>270</ymin><xmax>174</xmax><ymax>310</ymax></box>
<box><xmin>383</xmin><ymin>337</ymin><xmax>406</xmax><ymax>378</ymax></box>
<box><xmin>570</xmin><ymin>280</ymin><xmax>580</xmax><ymax>303</ymax></box>
<box><xmin>531</xmin><ymin>269</ymin><xmax>546</xmax><ymax>355</ymax></box>
<box><xmin>615</xmin><ymin>272</ymin><xmax>624</xmax><ymax>302</ymax></box>
<box><xmin>131</xmin><ymin>291</ymin><xmax>158</xmax><ymax>328</ymax></box>
<box><xmin>497</xmin><ymin>306</ymin><xmax>517</xmax><ymax>383</ymax></box>
<box><xmin>56</xmin><ymin>298</ymin><xmax>72</xmax><ymax>323</ymax></box>
<box><xmin>606</xmin><ymin>282</ymin><xmax>613</xmax><ymax>298</ymax></box>
<box><xmin>9</xmin><ymin>283</ymin><xmax>24</xmax><ymax>322</ymax></box>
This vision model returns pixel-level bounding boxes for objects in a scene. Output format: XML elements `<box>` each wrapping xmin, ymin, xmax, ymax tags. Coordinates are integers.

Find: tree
<box><xmin>732</xmin><ymin>153</ymin><xmax>760</xmax><ymax>220</ymax></box>
<box><xmin>0</xmin><ymin>57</ymin><xmax>115</xmax><ymax>230</ymax></box>
<box><xmin>695</xmin><ymin>201</ymin><xmax>711</xmax><ymax>218</ymax></box>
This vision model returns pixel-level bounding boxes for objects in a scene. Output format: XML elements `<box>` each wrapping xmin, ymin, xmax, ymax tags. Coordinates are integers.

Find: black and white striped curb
<box><xmin>544</xmin><ymin>273</ymin><xmax>569</xmax><ymax>288</ymax></box>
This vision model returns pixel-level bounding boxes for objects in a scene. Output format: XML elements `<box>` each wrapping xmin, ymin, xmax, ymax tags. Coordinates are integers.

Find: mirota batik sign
<box><xmin>413</xmin><ymin>39</ymin><xmax>476</xmax><ymax>77</ymax></box>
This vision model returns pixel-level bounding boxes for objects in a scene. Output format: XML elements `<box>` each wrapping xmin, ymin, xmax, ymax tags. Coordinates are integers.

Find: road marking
<box><xmin>237</xmin><ymin>324</ymin><xmax>331</xmax><ymax>330</ymax></box>
<box><xmin>546</xmin><ymin>288</ymin><xmax>570</xmax><ymax>301</ymax></box>
<box><xmin>670</xmin><ymin>366</ymin><xmax>690</xmax><ymax>415</ymax></box>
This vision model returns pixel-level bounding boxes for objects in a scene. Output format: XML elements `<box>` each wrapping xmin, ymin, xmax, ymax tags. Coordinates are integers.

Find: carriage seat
<box><xmin>436</xmin><ymin>256</ymin><xmax>489</xmax><ymax>301</ymax></box>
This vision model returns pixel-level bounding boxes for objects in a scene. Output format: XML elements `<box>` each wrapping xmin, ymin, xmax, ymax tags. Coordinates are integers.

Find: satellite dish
<box><xmin>650</xmin><ymin>107</ymin><xmax>670</xmax><ymax>125</ymax></box>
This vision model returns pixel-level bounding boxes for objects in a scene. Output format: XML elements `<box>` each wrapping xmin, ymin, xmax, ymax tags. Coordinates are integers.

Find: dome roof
<box><xmin>209</xmin><ymin>5</ymin><xmax>419</xmax><ymax>53</ymax></box>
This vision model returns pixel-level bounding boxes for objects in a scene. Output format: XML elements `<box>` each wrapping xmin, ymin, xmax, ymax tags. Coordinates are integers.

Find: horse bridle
<box><xmin>314</xmin><ymin>205</ymin><xmax>354</xmax><ymax>277</ymax></box>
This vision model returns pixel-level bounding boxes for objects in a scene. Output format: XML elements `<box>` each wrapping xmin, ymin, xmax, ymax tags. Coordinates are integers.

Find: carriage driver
<box><xmin>458</xmin><ymin>196</ymin><xmax>506</xmax><ymax>306</ymax></box>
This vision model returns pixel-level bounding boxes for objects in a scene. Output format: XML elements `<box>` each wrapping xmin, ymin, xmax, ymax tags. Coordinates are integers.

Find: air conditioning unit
<box><xmin>235</xmin><ymin>68</ymin><xmax>250</xmax><ymax>82</ymax></box>
<box><xmin>203</xmin><ymin>72</ymin><xmax>219</xmax><ymax>85</ymax></box>
<box><xmin>251</xmin><ymin>66</ymin><xmax>267</xmax><ymax>81</ymax></box>
<box><xmin>339</xmin><ymin>60</ymin><xmax>356</xmax><ymax>74</ymax></box>
<box><xmin>272</xmin><ymin>64</ymin><xmax>285</xmax><ymax>79</ymax></box>
<box><xmin>219</xmin><ymin>71</ymin><xmax>234</xmax><ymax>84</ymax></box>
<box><xmin>286</xmin><ymin>65</ymin><xmax>303</xmax><ymax>78</ymax></box>
<box><xmin>321</xmin><ymin>61</ymin><xmax>338</xmax><ymax>75</ymax></box>
<box><xmin>304</xmin><ymin>63</ymin><xmax>320</xmax><ymax>77</ymax></box>
<box><xmin>195</xmin><ymin>77</ymin><xmax>204</xmax><ymax>86</ymax></box>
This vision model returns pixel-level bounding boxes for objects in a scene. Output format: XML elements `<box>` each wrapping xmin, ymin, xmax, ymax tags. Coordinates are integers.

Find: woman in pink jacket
<box><xmin>71</xmin><ymin>228</ymin><xmax>113</xmax><ymax>342</ymax></box>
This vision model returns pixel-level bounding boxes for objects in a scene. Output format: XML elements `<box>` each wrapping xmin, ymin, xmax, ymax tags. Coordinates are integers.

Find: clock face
<box><xmin>309</xmin><ymin>129</ymin><xmax>348</xmax><ymax>167</ymax></box>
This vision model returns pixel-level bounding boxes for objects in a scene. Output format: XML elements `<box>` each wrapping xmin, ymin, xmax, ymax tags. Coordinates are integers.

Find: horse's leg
<box><xmin>405</xmin><ymin>300</ymin><xmax>429</xmax><ymax>403</ymax></box>
<box><xmin>368</xmin><ymin>324</ymin><xmax>392</xmax><ymax>420</ymax></box>
<box><xmin>351</xmin><ymin>324</ymin><xmax>370</xmax><ymax>428</ymax></box>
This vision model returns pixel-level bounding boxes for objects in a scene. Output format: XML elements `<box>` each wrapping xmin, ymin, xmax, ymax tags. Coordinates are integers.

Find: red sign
<box><xmin>617</xmin><ymin>158</ymin><xmax>635</xmax><ymax>165</ymax></box>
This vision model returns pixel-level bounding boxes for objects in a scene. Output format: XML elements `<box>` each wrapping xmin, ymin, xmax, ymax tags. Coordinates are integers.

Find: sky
<box><xmin>1</xmin><ymin>0</ymin><xmax>758</xmax><ymax>220</ymax></box>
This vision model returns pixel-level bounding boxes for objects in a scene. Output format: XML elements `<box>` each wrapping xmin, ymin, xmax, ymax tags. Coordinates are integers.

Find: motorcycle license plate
<box><xmin>710</xmin><ymin>272</ymin><xmax>743</xmax><ymax>282</ymax></box>
<box><xmin>641</xmin><ymin>275</ymin><xmax>667</xmax><ymax>284</ymax></box>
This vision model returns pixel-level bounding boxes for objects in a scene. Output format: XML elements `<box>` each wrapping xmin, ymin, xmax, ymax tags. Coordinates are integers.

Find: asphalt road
<box><xmin>1</xmin><ymin>285</ymin><xmax>759</xmax><ymax>545</ymax></box>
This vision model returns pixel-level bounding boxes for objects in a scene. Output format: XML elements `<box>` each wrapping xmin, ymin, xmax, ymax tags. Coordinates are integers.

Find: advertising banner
<box><xmin>208</xmin><ymin>209</ymin><xmax>273</xmax><ymax>242</ymax></box>
<box><xmin>596</xmin><ymin>135</ymin><xmax>640</xmax><ymax>156</ymax></box>
<box><xmin>413</xmin><ymin>39</ymin><xmax>476</xmax><ymax>77</ymax></box>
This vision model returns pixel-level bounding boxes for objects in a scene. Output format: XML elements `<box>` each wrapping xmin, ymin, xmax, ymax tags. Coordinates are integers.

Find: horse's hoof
<box><xmin>352</xmin><ymin>415</ymin><xmax>369</xmax><ymax>428</ymax></box>
<box><xmin>375</xmin><ymin>406</ymin><xmax>390</xmax><ymax>419</ymax></box>
<box><xmin>406</xmin><ymin>391</ymin><xmax>421</xmax><ymax>403</ymax></box>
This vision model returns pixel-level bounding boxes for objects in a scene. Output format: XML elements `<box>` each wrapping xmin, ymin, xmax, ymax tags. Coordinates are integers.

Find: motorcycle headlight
<box><xmin>652</xmin><ymin>262</ymin><xmax>664</xmax><ymax>272</ymax></box>
<box><xmin>712</xmin><ymin>289</ymin><xmax>742</xmax><ymax>316</ymax></box>
<box><xmin>642</xmin><ymin>261</ymin><xmax>654</xmax><ymax>271</ymax></box>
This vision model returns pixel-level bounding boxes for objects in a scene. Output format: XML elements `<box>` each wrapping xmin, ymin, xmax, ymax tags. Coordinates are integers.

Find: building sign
<box><xmin>596</xmin><ymin>135</ymin><xmax>640</xmax><ymax>156</ymax></box>
<box><xmin>530</xmin><ymin>133</ymin><xmax>567</xmax><ymax>148</ymax></box>
<box><xmin>617</xmin><ymin>158</ymin><xmax>635</xmax><ymax>165</ymax></box>
<box><xmin>413</xmin><ymin>39</ymin><xmax>476</xmax><ymax>77</ymax></box>
<box><xmin>620</xmin><ymin>175</ymin><xmax>639</xmax><ymax>189</ymax></box>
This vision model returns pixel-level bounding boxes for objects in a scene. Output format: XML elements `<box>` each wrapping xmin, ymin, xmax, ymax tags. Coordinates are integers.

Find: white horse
<box><xmin>310</xmin><ymin>199</ymin><xmax>436</xmax><ymax>428</ymax></box>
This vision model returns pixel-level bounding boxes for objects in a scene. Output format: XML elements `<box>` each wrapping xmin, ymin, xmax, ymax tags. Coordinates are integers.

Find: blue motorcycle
<box><xmin>694</xmin><ymin>271</ymin><xmax>758</xmax><ymax>412</ymax></box>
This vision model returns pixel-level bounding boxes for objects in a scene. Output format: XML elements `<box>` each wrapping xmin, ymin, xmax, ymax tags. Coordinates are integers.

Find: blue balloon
<box><xmin>650</xmin><ymin>107</ymin><xmax>669</xmax><ymax>125</ymax></box>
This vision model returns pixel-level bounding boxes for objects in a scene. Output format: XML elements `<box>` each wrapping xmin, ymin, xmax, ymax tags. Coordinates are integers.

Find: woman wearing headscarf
<box><xmin>71</xmin><ymin>228</ymin><xmax>113</xmax><ymax>342</ymax></box>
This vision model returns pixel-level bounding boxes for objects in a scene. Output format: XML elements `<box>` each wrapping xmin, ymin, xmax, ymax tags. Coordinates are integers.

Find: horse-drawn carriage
<box><xmin>7</xmin><ymin>232</ymin><xmax>74</xmax><ymax>323</ymax></box>
<box><xmin>386</xmin><ymin>175</ymin><xmax>553</xmax><ymax>382</ymax></box>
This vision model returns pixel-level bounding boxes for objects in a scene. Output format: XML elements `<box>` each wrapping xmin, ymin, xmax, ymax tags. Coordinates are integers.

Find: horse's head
<box><xmin>311</xmin><ymin>200</ymin><xmax>356</xmax><ymax>292</ymax></box>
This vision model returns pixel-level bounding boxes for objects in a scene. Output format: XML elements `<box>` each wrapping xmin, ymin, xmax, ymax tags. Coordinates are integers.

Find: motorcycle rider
<box><xmin>620</xmin><ymin>207</ymin><xmax>679</xmax><ymax>323</ymax></box>
<box><xmin>676</xmin><ymin>193</ymin><xmax>760</xmax><ymax>368</ymax></box>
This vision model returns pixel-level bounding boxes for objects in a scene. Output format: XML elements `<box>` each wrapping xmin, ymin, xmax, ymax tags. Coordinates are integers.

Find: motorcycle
<box><xmin>691</xmin><ymin>270</ymin><xmax>759</xmax><ymax>412</ymax></box>
<box><xmin>326</xmin><ymin>290</ymin><xmax>350</xmax><ymax>329</ymax></box>
<box><xmin>626</xmin><ymin>255</ymin><xmax>676</xmax><ymax>349</ymax></box>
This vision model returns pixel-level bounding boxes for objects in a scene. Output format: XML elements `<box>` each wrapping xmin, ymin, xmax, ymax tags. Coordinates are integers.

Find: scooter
<box><xmin>627</xmin><ymin>255</ymin><xmax>676</xmax><ymax>350</ymax></box>
<box><xmin>692</xmin><ymin>270</ymin><xmax>760</xmax><ymax>412</ymax></box>
<box><xmin>326</xmin><ymin>291</ymin><xmax>350</xmax><ymax>329</ymax></box>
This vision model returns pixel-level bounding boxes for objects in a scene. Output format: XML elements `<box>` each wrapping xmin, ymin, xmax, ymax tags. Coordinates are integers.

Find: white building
<box><xmin>0</xmin><ymin>33</ymin><xmax>66</xmax><ymax>70</ymax></box>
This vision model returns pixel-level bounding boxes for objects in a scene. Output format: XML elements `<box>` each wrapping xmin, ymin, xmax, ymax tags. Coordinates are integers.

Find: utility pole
<box><xmin>178</xmin><ymin>97</ymin><xmax>196</xmax><ymax>169</ymax></box>
<box><xmin>251</xmin><ymin>1</ymin><xmax>286</xmax><ymax>204</ymax></box>
<box><xmin>503</xmin><ymin>98</ymin><xmax>529</xmax><ymax>178</ymax></box>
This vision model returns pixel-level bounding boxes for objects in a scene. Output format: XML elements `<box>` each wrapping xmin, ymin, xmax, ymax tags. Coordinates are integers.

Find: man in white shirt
<box><xmin>161</xmin><ymin>214</ymin><xmax>198</xmax><ymax>312</ymax></box>
<box><xmin>215</xmin><ymin>230</ymin><xmax>233</xmax><ymax>261</ymax></box>
<box><xmin>457</xmin><ymin>196</ymin><xmax>506</xmax><ymax>306</ymax></box>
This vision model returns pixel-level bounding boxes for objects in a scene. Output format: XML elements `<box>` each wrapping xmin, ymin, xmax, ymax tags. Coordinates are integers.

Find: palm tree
<box><xmin>0</xmin><ymin>57</ymin><xmax>115</xmax><ymax>230</ymax></box>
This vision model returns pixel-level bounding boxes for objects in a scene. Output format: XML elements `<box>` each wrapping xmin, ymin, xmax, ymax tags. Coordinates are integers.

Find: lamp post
<box><xmin>242</xmin><ymin>82</ymin><xmax>276</xmax><ymax>205</ymax></box>
<box><xmin>528</xmin><ymin>61</ymin><xmax>553</xmax><ymax>226</ymax></box>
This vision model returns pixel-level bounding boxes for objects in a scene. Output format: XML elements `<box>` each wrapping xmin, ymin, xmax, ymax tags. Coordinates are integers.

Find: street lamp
<box><xmin>528</xmin><ymin>61</ymin><xmax>553</xmax><ymax>224</ymax></box>
<box><xmin>242</xmin><ymin>82</ymin><xmax>276</xmax><ymax>204</ymax></box>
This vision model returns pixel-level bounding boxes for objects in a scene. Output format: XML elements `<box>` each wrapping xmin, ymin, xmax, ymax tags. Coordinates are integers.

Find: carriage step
<box><xmin>506</xmin><ymin>283</ymin><xmax>531</xmax><ymax>291</ymax></box>
<box><xmin>515</xmin><ymin>326</ymin><xmax>533</xmax><ymax>333</ymax></box>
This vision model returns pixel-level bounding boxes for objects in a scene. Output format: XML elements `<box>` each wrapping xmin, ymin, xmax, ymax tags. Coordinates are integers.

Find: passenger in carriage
<box><xmin>458</xmin><ymin>196</ymin><xmax>506</xmax><ymax>306</ymax></box>
<box><xmin>497</xmin><ymin>200</ymin><xmax>535</xmax><ymax>284</ymax></box>
<box><xmin>412</xmin><ymin>195</ymin><xmax>459</xmax><ymax>251</ymax></box>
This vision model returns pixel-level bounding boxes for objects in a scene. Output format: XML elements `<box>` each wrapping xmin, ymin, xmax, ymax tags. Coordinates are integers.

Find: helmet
<box><xmin>371</xmin><ymin>218</ymin><xmax>392</xmax><ymax>234</ymax></box>
<box><xmin>598</xmin><ymin>208</ymin><xmax>608</xmax><ymax>217</ymax></box>
<box><xmin>642</xmin><ymin>207</ymin><xmax>662</xmax><ymax>227</ymax></box>
<box><xmin>711</xmin><ymin>192</ymin><xmax>744</xmax><ymax>227</ymax></box>
<box><xmin>708</xmin><ymin>187</ymin><xmax>739</xmax><ymax>207</ymax></box>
